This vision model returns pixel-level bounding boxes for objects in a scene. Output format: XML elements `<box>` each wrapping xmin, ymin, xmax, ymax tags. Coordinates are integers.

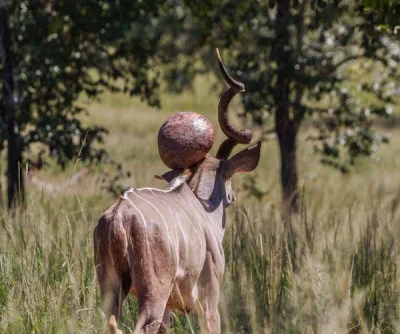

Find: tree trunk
<box><xmin>0</xmin><ymin>6</ymin><xmax>23</xmax><ymax>208</ymax></box>
<box><xmin>274</xmin><ymin>0</ymin><xmax>299</xmax><ymax>213</ymax></box>
<box><xmin>276</xmin><ymin>114</ymin><xmax>299</xmax><ymax>213</ymax></box>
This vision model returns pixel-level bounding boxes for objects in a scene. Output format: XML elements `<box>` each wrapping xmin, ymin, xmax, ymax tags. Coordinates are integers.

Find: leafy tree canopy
<box><xmin>0</xmin><ymin>0</ymin><xmax>166</xmax><ymax>169</ymax></box>
<box><xmin>165</xmin><ymin>0</ymin><xmax>400</xmax><ymax>173</ymax></box>
<box><xmin>362</xmin><ymin>0</ymin><xmax>400</xmax><ymax>30</ymax></box>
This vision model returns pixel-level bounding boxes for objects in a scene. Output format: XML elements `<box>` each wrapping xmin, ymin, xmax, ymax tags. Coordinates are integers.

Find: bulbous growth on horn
<box><xmin>158</xmin><ymin>112</ymin><xmax>215</xmax><ymax>169</ymax></box>
<box><xmin>216</xmin><ymin>49</ymin><xmax>253</xmax><ymax>158</ymax></box>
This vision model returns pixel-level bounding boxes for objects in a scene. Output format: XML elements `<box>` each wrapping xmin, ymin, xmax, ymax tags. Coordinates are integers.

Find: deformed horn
<box><xmin>215</xmin><ymin>49</ymin><xmax>252</xmax><ymax>159</ymax></box>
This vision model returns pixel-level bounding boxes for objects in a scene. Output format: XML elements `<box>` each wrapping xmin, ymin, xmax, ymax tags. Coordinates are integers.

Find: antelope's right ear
<box><xmin>225</xmin><ymin>141</ymin><xmax>261</xmax><ymax>179</ymax></box>
<box><xmin>154</xmin><ymin>169</ymin><xmax>184</xmax><ymax>183</ymax></box>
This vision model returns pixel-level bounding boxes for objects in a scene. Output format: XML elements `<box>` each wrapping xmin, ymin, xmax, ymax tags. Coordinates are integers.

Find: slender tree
<box><xmin>0</xmin><ymin>4</ymin><xmax>20</xmax><ymax>207</ymax></box>
<box><xmin>274</xmin><ymin>0</ymin><xmax>300</xmax><ymax>211</ymax></box>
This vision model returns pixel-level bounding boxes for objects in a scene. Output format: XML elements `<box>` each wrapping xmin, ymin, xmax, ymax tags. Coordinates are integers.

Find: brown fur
<box><xmin>94</xmin><ymin>143</ymin><xmax>261</xmax><ymax>333</ymax></box>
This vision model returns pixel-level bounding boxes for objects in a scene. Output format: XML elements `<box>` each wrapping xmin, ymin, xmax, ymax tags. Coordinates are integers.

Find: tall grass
<box><xmin>1</xmin><ymin>78</ymin><xmax>400</xmax><ymax>333</ymax></box>
<box><xmin>221</xmin><ymin>195</ymin><xmax>400</xmax><ymax>333</ymax></box>
<box><xmin>1</xmin><ymin>185</ymin><xmax>400</xmax><ymax>333</ymax></box>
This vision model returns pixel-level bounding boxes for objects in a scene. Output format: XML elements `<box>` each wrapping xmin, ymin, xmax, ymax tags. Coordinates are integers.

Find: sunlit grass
<box><xmin>1</xmin><ymin>77</ymin><xmax>400</xmax><ymax>333</ymax></box>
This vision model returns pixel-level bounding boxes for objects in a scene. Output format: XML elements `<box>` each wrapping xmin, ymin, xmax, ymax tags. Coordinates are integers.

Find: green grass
<box><xmin>1</xmin><ymin>76</ymin><xmax>400</xmax><ymax>333</ymax></box>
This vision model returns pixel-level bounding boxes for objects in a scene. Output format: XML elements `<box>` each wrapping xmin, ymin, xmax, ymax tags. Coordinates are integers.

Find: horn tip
<box><xmin>215</xmin><ymin>48</ymin><xmax>222</xmax><ymax>63</ymax></box>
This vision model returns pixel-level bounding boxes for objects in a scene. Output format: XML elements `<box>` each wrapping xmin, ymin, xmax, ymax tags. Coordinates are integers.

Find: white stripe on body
<box><xmin>129</xmin><ymin>179</ymin><xmax>180</xmax><ymax>193</ymax></box>
<box><xmin>148</xmin><ymin>190</ymin><xmax>201</xmax><ymax>309</ymax></box>
<box><xmin>121</xmin><ymin>190</ymin><xmax>151</xmax><ymax>252</ymax></box>
<box><xmin>176</xmin><ymin>192</ymin><xmax>205</xmax><ymax>235</ymax></box>
<box><xmin>131</xmin><ymin>191</ymin><xmax>174</xmax><ymax>262</ymax></box>
<box><xmin>147</xmin><ymin>190</ymin><xmax>193</xmax><ymax>310</ymax></box>
<box><xmin>108</xmin><ymin>211</ymin><xmax>125</xmax><ymax>268</ymax></box>
<box><xmin>149</xmin><ymin>190</ymin><xmax>193</xmax><ymax>277</ymax></box>
<box><xmin>142</xmin><ymin>187</ymin><xmax>204</xmax><ymax>272</ymax></box>
<box><xmin>149</xmin><ymin>190</ymin><xmax>181</xmax><ymax>272</ymax></box>
<box><xmin>175</xmin><ymin>193</ymin><xmax>205</xmax><ymax>269</ymax></box>
<box><xmin>134</xmin><ymin>187</ymin><xmax>170</xmax><ymax>192</ymax></box>
<box><xmin>124</xmin><ymin>186</ymin><xmax>205</xmax><ymax>270</ymax></box>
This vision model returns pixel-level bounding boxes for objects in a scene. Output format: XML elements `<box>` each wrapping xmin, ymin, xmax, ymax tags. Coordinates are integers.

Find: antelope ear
<box><xmin>225</xmin><ymin>141</ymin><xmax>261</xmax><ymax>179</ymax></box>
<box><xmin>154</xmin><ymin>169</ymin><xmax>184</xmax><ymax>183</ymax></box>
<box><xmin>164</xmin><ymin>169</ymin><xmax>192</xmax><ymax>191</ymax></box>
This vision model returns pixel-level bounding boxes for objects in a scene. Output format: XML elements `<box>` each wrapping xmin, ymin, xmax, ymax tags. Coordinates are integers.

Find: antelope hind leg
<box><xmin>133</xmin><ymin>300</ymin><xmax>169</xmax><ymax>334</ymax></box>
<box><xmin>98</xmin><ymin>271</ymin><xmax>130</xmax><ymax>334</ymax></box>
<box><xmin>132</xmin><ymin>283</ymin><xmax>170</xmax><ymax>334</ymax></box>
<box><xmin>196</xmin><ymin>301</ymin><xmax>221</xmax><ymax>334</ymax></box>
<box><xmin>158</xmin><ymin>307</ymin><xmax>171</xmax><ymax>333</ymax></box>
<box><xmin>101</xmin><ymin>287</ymin><xmax>128</xmax><ymax>334</ymax></box>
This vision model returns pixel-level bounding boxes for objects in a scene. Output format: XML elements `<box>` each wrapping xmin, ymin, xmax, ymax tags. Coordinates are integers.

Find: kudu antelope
<box><xmin>94</xmin><ymin>50</ymin><xmax>261</xmax><ymax>334</ymax></box>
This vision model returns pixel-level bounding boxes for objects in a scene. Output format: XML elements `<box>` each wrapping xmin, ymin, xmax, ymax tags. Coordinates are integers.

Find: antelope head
<box><xmin>160</xmin><ymin>49</ymin><xmax>261</xmax><ymax>212</ymax></box>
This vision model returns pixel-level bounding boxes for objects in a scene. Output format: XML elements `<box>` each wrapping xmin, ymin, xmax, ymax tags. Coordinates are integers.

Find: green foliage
<box><xmin>362</xmin><ymin>0</ymin><xmax>400</xmax><ymax>30</ymax></box>
<box><xmin>0</xmin><ymin>0</ymin><xmax>167</xmax><ymax>168</ymax></box>
<box><xmin>169</xmin><ymin>0</ymin><xmax>400</xmax><ymax>172</ymax></box>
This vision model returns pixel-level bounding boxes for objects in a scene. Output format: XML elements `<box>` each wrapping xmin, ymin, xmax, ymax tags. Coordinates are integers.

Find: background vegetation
<box><xmin>0</xmin><ymin>80</ymin><xmax>400</xmax><ymax>332</ymax></box>
<box><xmin>1</xmin><ymin>0</ymin><xmax>400</xmax><ymax>333</ymax></box>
